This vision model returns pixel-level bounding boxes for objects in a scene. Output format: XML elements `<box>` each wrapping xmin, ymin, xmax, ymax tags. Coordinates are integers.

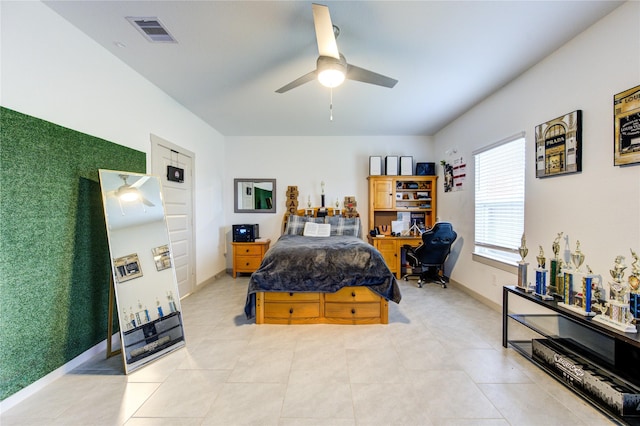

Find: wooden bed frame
<box><xmin>255</xmin><ymin>208</ymin><xmax>389</xmax><ymax>325</ymax></box>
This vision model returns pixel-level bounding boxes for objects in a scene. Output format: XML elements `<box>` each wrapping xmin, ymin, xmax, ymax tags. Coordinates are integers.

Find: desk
<box><xmin>368</xmin><ymin>236</ymin><xmax>422</xmax><ymax>278</ymax></box>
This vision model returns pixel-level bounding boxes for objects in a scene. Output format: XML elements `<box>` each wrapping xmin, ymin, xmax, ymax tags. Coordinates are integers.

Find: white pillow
<box><xmin>303</xmin><ymin>222</ymin><xmax>331</xmax><ymax>237</ymax></box>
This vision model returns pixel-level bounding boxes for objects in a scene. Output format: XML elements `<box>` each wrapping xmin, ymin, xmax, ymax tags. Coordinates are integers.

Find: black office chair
<box><xmin>402</xmin><ymin>222</ymin><xmax>457</xmax><ymax>288</ymax></box>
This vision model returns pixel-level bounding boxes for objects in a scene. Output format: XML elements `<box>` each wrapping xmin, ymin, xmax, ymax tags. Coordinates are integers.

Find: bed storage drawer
<box><xmin>255</xmin><ymin>289</ymin><xmax>388</xmax><ymax>325</ymax></box>
<box><xmin>263</xmin><ymin>302</ymin><xmax>321</xmax><ymax>319</ymax></box>
<box><xmin>324</xmin><ymin>302</ymin><xmax>381</xmax><ymax>318</ymax></box>
<box><xmin>264</xmin><ymin>292</ymin><xmax>320</xmax><ymax>302</ymax></box>
<box><xmin>325</xmin><ymin>286</ymin><xmax>380</xmax><ymax>302</ymax></box>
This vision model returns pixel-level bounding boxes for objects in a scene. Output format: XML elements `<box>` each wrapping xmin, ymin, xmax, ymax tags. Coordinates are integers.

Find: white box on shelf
<box><xmin>369</xmin><ymin>156</ymin><xmax>382</xmax><ymax>175</ymax></box>
<box><xmin>385</xmin><ymin>156</ymin><xmax>398</xmax><ymax>175</ymax></box>
<box><xmin>400</xmin><ymin>156</ymin><xmax>413</xmax><ymax>175</ymax></box>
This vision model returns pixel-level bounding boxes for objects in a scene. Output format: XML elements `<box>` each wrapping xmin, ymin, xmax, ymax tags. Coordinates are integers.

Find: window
<box><xmin>473</xmin><ymin>133</ymin><xmax>526</xmax><ymax>265</ymax></box>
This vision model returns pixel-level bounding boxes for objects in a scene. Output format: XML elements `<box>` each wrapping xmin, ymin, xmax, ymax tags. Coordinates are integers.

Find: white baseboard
<box><xmin>4</xmin><ymin>270</ymin><xmax>237</xmax><ymax>413</ymax></box>
<box><xmin>448</xmin><ymin>278</ymin><xmax>501</xmax><ymax>313</ymax></box>
<box><xmin>0</xmin><ymin>335</ymin><xmax>117</xmax><ymax>413</ymax></box>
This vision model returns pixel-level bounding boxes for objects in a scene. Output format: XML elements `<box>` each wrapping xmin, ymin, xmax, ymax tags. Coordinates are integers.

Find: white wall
<box><xmin>224</xmin><ymin>135</ymin><xmax>433</xmax><ymax>267</ymax></box>
<box><xmin>434</xmin><ymin>1</ymin><xmax>640</xmax><ymax>306</ymax></box>
<box><xmin>1</xmin><ymin>1</ymin><xmax>227</xmax><ymax>286</ymax></box>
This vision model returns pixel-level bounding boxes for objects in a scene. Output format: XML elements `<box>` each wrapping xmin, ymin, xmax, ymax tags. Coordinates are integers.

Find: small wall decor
<box><xmin>114</xmin><ymin>253</ymin><xmax>143</xmax><ymax>283</ymax></box>
<box><xmin>614</xmin><ymin>85</ymin><xmax>640</xmax><ymax>166</ymax></box>
<box><xmin>152</xmin><ymin>245</ymin><xmax>171</xmax><ymax>271</ymax></box>
<box><xmin>535</xmin><ymin>110</ymin><xmax>582</xmax><ymax>178</ymax></box>
<box><xmin>440</xmin><ymin>160</ymin><xmax>453</xmax><ymax>192</ymax></box>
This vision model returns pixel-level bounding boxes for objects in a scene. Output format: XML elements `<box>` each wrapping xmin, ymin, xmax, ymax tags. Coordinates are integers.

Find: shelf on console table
<box><xmin>503</xmin><ymin>285</ymin><xmax>640</xmax><ymax>424</ymax></box>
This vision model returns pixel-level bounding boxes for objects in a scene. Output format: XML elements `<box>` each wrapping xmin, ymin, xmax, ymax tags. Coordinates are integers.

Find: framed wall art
<box><xmin>535</xmin><ymin>110</ymin><xmax>582</xmax><ymax>178</ymax></box>
<box><xmin>614</xmin><ymin>85</ymin><xmax>640</xmax><ymax>166</ymax></box>
<box><xmin>113</xmin><ymin>253</ymin><xmax>143</xmax><ymax>283</ymax></box>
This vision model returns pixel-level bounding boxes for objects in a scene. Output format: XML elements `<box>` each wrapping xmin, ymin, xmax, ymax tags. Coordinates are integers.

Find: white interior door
<box><xmin>150</xmin><ymin>134</ymin><xmax>196</xmax><ymax>299</ymax></box>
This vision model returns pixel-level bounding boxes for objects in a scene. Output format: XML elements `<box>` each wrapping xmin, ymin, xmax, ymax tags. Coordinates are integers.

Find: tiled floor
<box><xmin>2</xmin><ymin>275</ymin><xmax>615</xmax><ymax>425</ymax></box>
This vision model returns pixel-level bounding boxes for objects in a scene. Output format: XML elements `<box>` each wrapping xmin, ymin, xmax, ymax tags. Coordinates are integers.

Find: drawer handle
<box><xmin>351</xmin><ymin>292</ymin><xmax>356</xmax><ymax>297</ymax></box>
<box><xmin>245</xmin><ymin>262</ymin><xmax>250</xmax><ymax>266</ymax></box>
<box><xmin>245</xmin><ymin>249</ymin><xmax>250</xmax><ymax>253</ymax></box>
<box><xmin>289</xmin><ymin>292</ymin><xmax>294</xmax><ymax>297</ymax></box>
<box><xmin>289</xmin><ymin>308</ymin><xmax>294</xmax><ymax>314</ymax></box>
<box><xmin>351</xmin><ymin>308</ymin><xmax>356</xmax><ymax>314</ymax></box>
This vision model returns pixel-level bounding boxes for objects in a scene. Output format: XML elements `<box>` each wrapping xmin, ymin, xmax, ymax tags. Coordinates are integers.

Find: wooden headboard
<box><xmin>281</xmin><ymin>207</ymin><xmax>360</xmax><ymax>234</ymax></box>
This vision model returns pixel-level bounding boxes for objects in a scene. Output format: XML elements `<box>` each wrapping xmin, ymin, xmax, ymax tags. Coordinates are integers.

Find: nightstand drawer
<box><xmin>235</xmin><ymin>256</ymin><xmax>262</xmax><ymax>271</ymax></box>
<box><xmin>325</xmin><ymin>286</ymin><xmax>380</xmax><ymax>302</ymax></box>
<box><xmin>324</xmin><ymin>302</ymin><xmax>381</xmax><ymax>318</ymax></box>
<box><xmin>235</xmin><ymin>245</ymin><xmax>264</xmax><ymax>256</ymax></box>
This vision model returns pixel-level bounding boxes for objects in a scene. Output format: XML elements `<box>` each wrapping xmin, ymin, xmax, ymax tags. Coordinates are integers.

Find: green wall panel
<box><xmin>0</xmin><ymin>107</ymin><xmax>146</xmax><ymax>400</ymax></box>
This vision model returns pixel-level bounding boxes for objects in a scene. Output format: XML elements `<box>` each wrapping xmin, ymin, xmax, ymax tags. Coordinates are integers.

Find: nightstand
<box><xmin>231</xmin><ymin>239</ymin><xmax>270</xmax><ymax>278</ymax></box>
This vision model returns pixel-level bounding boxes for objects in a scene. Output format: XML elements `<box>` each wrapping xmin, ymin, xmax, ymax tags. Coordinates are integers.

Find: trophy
<box><xmin>559</xmin><ymin>240</ymin><xmax>583</xmax><ymax>308</ymax></box>
<box><xmin>593</xmin><ymin>255</ymin><xmax>636</xmax><ymax>332</ymax></box>
<box><xmin>549</xmin><ymin>232</ymin><xmax>563</xmax><ymax>296</ymax></box>
<box><xmin>560</xmin><ymin>240</ymin><xmax>584</xmax><ymax>305</ymax></box>
<box><xmin>571</xmin><ymin>240</ymin><xmax>585</xmax><ymax>273</ymax></box>
<box><xmin>629</xmin><ymin>249</ymin><xmax>640</xmax><ymax>293</ymax></box>
<box><xmin>628</xmin><ymin>249</ymin><xmax>640</xmax><ymax>319</ymax></box>
<box><xmin>534</xmin><ymin>246</ymin><xmax>553</xmax><ymax>300</ymax></box>
<box><xmin>517</xmin><ymin>233</ymin><xmax>530</xmax><ymax>291</ymax></box>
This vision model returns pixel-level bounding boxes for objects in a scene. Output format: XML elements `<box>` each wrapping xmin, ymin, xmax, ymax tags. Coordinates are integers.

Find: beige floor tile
<box><xmin>201</xmin><ymin>382</ymin><xmax>286</xmax><ymax>425</ymax></box>
<box><xmin>132</xmin><ymin>369</ymin><xmax>227</xmax><ymax>418</ymax></box>
<box><xmin>1</xmin><ymin>275</ymin><xmax>617</xmax><ymax>425</ymax></box>
<box><xmin>282</xmin><ymin>382</ymin><xmax>354</xmax><ymax>419</ymax></box>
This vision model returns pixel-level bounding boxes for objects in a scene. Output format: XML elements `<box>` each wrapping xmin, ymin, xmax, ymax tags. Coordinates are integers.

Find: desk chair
<box><xmin>402</xmin><ymin>222</ymin><xmax>457</xmax><ymax>288</ymax></box>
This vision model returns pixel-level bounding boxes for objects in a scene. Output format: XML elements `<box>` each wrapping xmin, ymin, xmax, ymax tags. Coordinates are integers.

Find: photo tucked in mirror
<box><xmin>99</xmin><ymin>170</ymin><xmax>185</xmax><ymax>374</ymax></box>
<box><xmin>234</xmin><ymin>178</ymin><xmax>276</xmax><ymax>213</ymax></box>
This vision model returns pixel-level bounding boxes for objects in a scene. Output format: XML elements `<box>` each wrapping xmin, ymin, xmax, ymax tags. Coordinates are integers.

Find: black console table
<box><xmin>503</xmin><ymin>285</ymin><xmax>640</xmax><ymax>424</ymax></box>
<box><xmin>122</xmin><ymin>311</ymin><xmax>184</xmax><ymax>365</ymax></box>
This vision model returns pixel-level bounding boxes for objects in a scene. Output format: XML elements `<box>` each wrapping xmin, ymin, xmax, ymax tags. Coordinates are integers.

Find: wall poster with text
<box><xmin>535</xmin><ymin>110</ymin><xmax>582</xmax><ymax>178</ymax></box>
<box><xmin>614</xmin><ymin>85</ymin><xmax>640</xmax><ymax>166</ymax></box>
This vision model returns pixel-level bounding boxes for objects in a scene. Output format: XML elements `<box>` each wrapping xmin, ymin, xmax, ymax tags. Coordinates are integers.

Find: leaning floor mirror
<box><xmin>99</xmin><ymin>169</ymin><xmax>186</xmax><ymax>373</ymax></box>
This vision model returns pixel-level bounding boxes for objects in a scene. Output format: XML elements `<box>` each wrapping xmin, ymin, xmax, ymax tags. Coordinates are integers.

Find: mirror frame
<box><xmin>233</xmin><ymin>178</ymin><xmax>276</xmax><ymax>213</ymax></box>
<box><xmin>99</xmin><ymin>170</ymin><xmax>185</xmax><ymax>374</ymax></box>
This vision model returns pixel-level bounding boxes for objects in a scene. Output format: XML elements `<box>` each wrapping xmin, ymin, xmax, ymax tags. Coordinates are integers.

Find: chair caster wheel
<box><xmin>404</xmin><ymin>277</ymin><xmax>408</xmax><ymax>281</ymax></box>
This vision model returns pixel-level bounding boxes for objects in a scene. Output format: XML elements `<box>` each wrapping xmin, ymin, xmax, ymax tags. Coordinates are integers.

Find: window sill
<box><xmin>472</xmin><ymin>252</ymin><xmax>518</xmax><ymax>274</ymax></box>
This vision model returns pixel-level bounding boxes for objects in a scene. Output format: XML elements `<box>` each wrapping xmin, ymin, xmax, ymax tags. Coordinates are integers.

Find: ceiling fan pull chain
<box><xmin>330</xmin><ymin>88</ymin><xmax>333</xmax><ymax>121</ymax></box>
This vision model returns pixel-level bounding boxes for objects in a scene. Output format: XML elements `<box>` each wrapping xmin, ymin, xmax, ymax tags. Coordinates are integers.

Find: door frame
<box><xmin>150</xmin><ymin>134</ymin><xmax>196</xmax><ymax>298</ymax></box>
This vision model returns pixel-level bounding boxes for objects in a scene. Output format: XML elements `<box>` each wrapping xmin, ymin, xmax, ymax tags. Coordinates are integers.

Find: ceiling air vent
<box><xmin>126</xmin><ymin>17</ymin><xmax>177</xmax><ymax>43</ymax></box>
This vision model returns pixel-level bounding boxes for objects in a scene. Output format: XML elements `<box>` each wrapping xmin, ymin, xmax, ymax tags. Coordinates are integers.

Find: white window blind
<box><xmin>474</xmin><ymin>134</ymin><xmax>525</xmax><ymax>262</ymax></box>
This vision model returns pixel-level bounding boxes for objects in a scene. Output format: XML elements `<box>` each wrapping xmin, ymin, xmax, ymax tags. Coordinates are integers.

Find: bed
<box><xmin>244</xmin><ymin>211</ymin><xmax>401</xmax><ymax>324</ymax></box>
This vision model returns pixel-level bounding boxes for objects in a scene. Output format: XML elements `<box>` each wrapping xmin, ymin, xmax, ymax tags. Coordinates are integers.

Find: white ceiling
<box><xmin>43</xmin><ymin>1</ymin><xmax>623</xmax><ymax>137</ymax></box>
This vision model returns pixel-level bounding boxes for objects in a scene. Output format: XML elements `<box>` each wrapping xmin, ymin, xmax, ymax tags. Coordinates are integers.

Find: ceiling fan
<box><xmin>276</xmin><ymin>3</ymin><xmax>398</xmax><ymax>94</ymax></box>
<box><xmin>108</xmin><ymin>174</ymin><xmax>155</xmax><ymax>207</ymax></box>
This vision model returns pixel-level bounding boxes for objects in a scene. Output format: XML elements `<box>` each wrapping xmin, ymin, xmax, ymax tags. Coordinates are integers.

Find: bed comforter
<box><xmin>244</xmin><ymin>234</ymin><xmax>401</xmax><ymax>319</ymax></box>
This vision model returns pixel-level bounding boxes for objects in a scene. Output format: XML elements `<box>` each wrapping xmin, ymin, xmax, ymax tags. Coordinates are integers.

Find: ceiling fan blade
<box><xmin>130</xmin><ymin>176</ymin><xmax>150</xmax><ymax>189</ymax></box>
<box><xmin>141</xmin><ymin>197</ymin><xmax>155</xmax><ymax>207</ymax></box>
<box><xmin>346</xmin><ymin>64</ymin><xmax>398</xmax><ymax>88</ymax></box>
<box><xmin>312</xmin><ymin>3</ymin><xmax>339</xmax><ymax>59</ymax></box>
<box><xmin>275</xmin><ymin>70</ymin><xmax>317</xmax><ymax>93</ymax></box>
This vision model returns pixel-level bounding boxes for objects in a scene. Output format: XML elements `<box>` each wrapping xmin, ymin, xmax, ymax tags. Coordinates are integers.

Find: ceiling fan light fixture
<box><xmin>118</xmin><ymin>187</ymin><xmax>140</xmax><ymax>202</ymax></box>
<box><xmin>318</xmin><ymin>68</ymin><xmax>345</xmax><ymax>88</ymax></box>
<box><xmin>317</xmin><ymin>55</ymin><xmax>347</xmax><ymax>88</ymax></box>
